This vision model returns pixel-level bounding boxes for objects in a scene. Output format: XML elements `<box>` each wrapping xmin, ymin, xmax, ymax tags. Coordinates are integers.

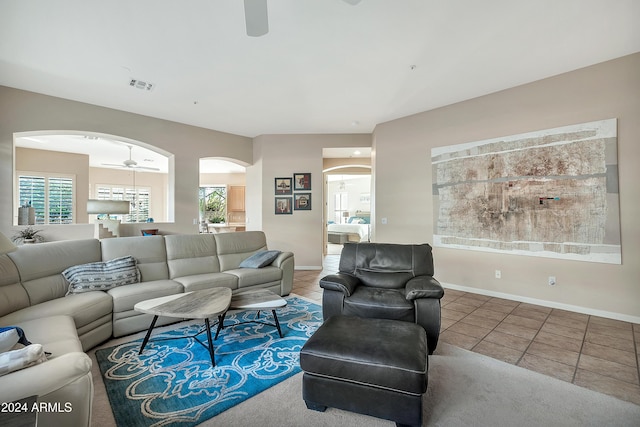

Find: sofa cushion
<box><xmin>63</xmin><ymin>256</ymin><xmax>140</xmax><ymax>294</ymax></box>
<box><xmin>338</xmin><ymin>243</ymin><xmax>435</xmax><ymax>289</ymax></box>
<box><xmin>8</xmin><ymin>239</ymin><xmax>102</xmax><ymax>305</ymax></box>
<box><xmin>225</xmin><ymin>266</ymin><xmax>283</xmax><ymax>288</ymax></box>
<box><xmin>343</xmin><ymin>287</ymin><xmax>414</xmax><ymax>322</ymax></box>
<box><xmin>11</xmin><ymin>315</ymin><xmax>83</xmax><ymax>356</ymax></box>
<box><xmin>214</xmin><ymin>231</ymin><xmax>269</xmax><ymax>271</ymax></box>
<box><xmin>239</xmin><ymin>250</ymin><xmax>281</xmax><ymax>268</ymax></box>
<box><xmin>0</xmin><ymin>292</ymin><xmax>113</xmax><ymax>338</ymax></box>
<box><xmin>108</xmin><ymin>279</ymin><xmax>183</xmax><ymax>313</ymax></box>
<box><xmin>100</xmin><ymin>236</ymin><xmax>170</xmax><ymax>282</ymax></box>
<box><xmin>173</xmin><ymin>272</ymin><xmax>238</xmax><ymax>292</ymax></box>
<box><xmin>0</xmin><ymin>255</ymin><xmax>29</xmax><ymax>317</ymax></box>
<box><xmin>165</xmin><ymin>234</ymin><xmax>221</xmax><ymax>278</ymax></box>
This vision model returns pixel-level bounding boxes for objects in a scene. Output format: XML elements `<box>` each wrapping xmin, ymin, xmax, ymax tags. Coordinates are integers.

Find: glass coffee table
<box><xmin>214</xmin><ymin>289</ymin><xmax>287</xmax><ymax>339</ymax></box>
<box><xmin>134</xmin><ymin>287</ymin><xmax>232</xmax><ymax>367</ymax></box>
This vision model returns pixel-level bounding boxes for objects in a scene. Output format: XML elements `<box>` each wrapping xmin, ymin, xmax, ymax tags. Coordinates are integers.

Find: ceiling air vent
<box><xmin>129</xmin><ymin>79</ymin><xmax>155</xmax><ymax>91</ymax></box>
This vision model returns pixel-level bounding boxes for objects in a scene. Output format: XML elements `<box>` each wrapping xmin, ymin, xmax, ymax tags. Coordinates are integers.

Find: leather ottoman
<box><xmin>300</xmin><ymin>315</ymin><xmax>428</xmax><ymax>427</ymax></box>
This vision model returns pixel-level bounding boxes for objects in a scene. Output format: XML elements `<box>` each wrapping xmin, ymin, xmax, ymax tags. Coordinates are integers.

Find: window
<box><xmin>334</xmin><ymin>192</ymin><xmax>349</xmax><ymax>224</ymax></box>
<box><xmin>96</xmin><ymin>185</ymin><xmax>150</xmax><ymax>223</ymax></box>
<box><xmin>18</xmin><ymin>173</ymin><xmax>75</xmax><ymax>224</ymax></box>
<box><xmin>199</xmin><ymin>186</ymin><xmax>227</xmax><ymax>224</ymax></box>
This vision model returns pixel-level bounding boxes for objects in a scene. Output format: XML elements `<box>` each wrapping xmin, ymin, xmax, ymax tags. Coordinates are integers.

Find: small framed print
<box><xmin>294</xmin><ymin>193</ymin><xmax>312</xmax><ymax>210</ymax></box>
<box><xmin>275</xmin><ymin>197</ymin><xmax>292</xmax><ymax>214</ymax></box>
<box><xmin>275</xmin><ymin>177</ymin><xmax>292</xmax><ymax>195</ymax></box>
<box><xmin>293</xmin><ymin>173</ymin><xmax>311</xmax><ymax>191</ymax></box>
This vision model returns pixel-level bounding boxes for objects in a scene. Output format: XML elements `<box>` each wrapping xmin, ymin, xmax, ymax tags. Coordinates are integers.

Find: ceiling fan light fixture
<box><xmin>101</xmin><ymin>145</ymin><xmax>160</xmax><ymax>171</ymax></box>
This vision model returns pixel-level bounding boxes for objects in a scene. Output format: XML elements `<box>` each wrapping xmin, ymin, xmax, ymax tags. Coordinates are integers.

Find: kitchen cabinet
<box><xmin>228</xmin><ymin>186</ymin><xmax>245</xmax><ymax>212</ymax></box>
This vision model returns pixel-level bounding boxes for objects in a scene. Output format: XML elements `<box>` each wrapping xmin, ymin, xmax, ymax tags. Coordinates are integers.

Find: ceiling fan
<box><xmin>244</xmin><ymin>0</ymin><xmax>362</xmax><ymax>37</ymax></box>
<box><xmin>102</xmin><ymin>145</ymin><xmax>159</xmax><ymax>171</ymax></box>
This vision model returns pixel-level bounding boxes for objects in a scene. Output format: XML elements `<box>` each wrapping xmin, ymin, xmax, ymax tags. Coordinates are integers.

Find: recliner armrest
<box><xmin>405</xmin><ymin>276</ymin><xmax>444</xmax><ymax>300</ymax></box>
<box><xmin>319</xmin><ymin>273</ymin><xmax>361</xmax><ymax>297</ymax></box>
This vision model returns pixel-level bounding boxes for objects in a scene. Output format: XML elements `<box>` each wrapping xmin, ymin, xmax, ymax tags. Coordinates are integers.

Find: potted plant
<box><xmin>12</xmin><ymin>226</ymin><xmax>45</xmax><ymax>244</ymax></box>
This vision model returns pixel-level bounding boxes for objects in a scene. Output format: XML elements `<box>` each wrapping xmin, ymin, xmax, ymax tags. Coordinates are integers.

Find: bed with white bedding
<box><xmin>327</xmin><ymin>212</ymin><xmax>370</xmax><ymax>243</ymax></box>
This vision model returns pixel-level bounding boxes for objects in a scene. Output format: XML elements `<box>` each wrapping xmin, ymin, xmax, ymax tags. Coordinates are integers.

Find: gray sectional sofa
<box><xmin>0</xmin><ymin>231</ymin><xmax>294</xmax><ymax>426</ymax></box>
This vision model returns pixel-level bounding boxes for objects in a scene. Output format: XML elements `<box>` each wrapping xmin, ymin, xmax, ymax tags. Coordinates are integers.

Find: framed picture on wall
<box><xmin>293</xmin><ymin>173</ymin><xmax>311</xmax><ymax>191</ymax></box>
<box><xmin>275</xmin><ymin>177</ymin><xmax>292</xmax><ymax>195</ymax></box>
<box><xmin>294</xmin><ymin>193</ymin><xmax>312</xmax><ymax>210</ymax></box>
<box><xmin>275</xmin><ymin>197</ymin><xmax>292</xmax><ymax>214</ymax></box>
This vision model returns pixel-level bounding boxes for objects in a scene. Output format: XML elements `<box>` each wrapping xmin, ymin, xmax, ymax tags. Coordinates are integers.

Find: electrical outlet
<box><xmin>495</xmin><ymin>270</ymin><xmax>501</xmax><ymax>279</ymax></box>
<box><xmin>548</xmin><ymin>276</ymin><xmax>556</xmax><ymax>286</ymax></box>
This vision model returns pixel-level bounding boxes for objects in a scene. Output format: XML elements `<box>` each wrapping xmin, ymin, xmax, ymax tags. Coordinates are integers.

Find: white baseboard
<box><xmin>294</xmin><ymin>266</ymin><xmax>323</xmax><ymax>271</ymax></box>
<box><xmin>442</xmin><ymin>282</ymin><xmax>640</xmax><ymax>324</ymax></box>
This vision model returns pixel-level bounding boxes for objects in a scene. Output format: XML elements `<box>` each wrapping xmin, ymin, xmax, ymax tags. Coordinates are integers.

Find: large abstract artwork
<box><xmin>432</xmin><ymin>119</ymin><xmax>621</xmax><ymax>264</ymax></box>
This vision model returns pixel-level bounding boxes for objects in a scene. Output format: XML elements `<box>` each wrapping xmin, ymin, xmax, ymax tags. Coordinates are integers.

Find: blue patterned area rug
<box><xmin>96</xmin><ymin>296</ymin><xmax>322</xmax><ymax>427</ymax></box>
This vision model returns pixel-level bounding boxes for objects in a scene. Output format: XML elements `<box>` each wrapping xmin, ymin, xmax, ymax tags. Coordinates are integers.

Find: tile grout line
<box><xmin>570</xmin><ymin>314</ymin><xmax>590</xmax><ymax>385</ymax></box>
<box><xmin>512</xmin><ymin>306</ymin><xmax>552</xmax><ymax>367</ymax></box>
<box><xmin>468</xmin><ymin>299</ymin><xmax>518</xmax><ymax>356</ymax></box>
<box><xmin>634</xmin><ymin>324</ymin><xmax>640</xmax><ymax>390</ymax></box>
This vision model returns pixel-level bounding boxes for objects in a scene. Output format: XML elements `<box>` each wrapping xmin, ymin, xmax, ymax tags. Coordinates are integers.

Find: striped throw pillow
<box><xmin>63</xmin><ymin>256</ymin><xmax>140</xmax><ymax>295</ymax></box>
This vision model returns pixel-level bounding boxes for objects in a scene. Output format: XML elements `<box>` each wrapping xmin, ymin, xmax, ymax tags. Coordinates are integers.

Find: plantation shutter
<box><xmin>18</xmin><ymin>174</ymin><xmax>74</xmax><ymax>225</ymax></box>
<box><xmin>48</xmin><ymin>177</ymin><xmax>74</xmax><ymax>224</ymax></box>
<box><xmin>19</xmin><ymin>175</ymin><xmax>46</xmax><ymax>224</ymax></box>
<box><xmin>96</xmin><ymin>185</ymin><xmax>149</xmax><ymax>222</ymax></box>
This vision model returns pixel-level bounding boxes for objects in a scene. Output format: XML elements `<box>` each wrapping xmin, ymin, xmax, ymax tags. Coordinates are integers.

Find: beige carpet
<box><xmin>90</xmin><ymin>324</ymin><xmax>640</xmax><ymax>427</ymax></box>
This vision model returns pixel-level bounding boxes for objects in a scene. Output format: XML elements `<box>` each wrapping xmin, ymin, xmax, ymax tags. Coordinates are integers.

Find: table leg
<box><xmin>272</xmin><ymin>310</ymin><xmax>283</xmax><ymax>338</ymax></box>
<box><xmin>204</xmin><ymin>318</ymin><xmax>216</xmax><ymax>367</ymax></box>
<box><xmin>214</xmin><ymin>312</ymin><xmax>226</xmax><ymax>340</ymax></box>
<box><xmin>139</xmin><ymin>315</ymin><xmax>159</xmax><ymax>354</ymax></box>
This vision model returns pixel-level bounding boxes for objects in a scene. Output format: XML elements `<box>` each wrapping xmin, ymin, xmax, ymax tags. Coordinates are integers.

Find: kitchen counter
<box><xmin>207</xmin><ymin>223</ymin><xmax>246</xmax><ymax>233</ymax></box>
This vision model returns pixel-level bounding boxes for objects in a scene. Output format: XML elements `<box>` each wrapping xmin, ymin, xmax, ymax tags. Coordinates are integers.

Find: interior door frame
<box><xmin>322</xmin><ymin>167</ymin><xmax>372</xmax><ymax>255</ymax></box>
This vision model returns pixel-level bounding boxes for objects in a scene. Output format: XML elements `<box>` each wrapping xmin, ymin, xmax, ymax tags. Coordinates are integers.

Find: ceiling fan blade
<box><xmin>244</xmin><ymin>0</ymin><xmax>268</xmax><ymax>37</ymax></box>
<box><xmin>101</xmin><ymin>163</ymin><xmax>126</xmax><ymax>168</ymax></box>
<box><xmin>133</xmin><ymin>166</ymin><xmax>160</xmax><ymax>172</ymax></box>
<box><xmin>343</xmin><ymin>0</ymin><xmax>362</xmax><ymax>5</ymax></box>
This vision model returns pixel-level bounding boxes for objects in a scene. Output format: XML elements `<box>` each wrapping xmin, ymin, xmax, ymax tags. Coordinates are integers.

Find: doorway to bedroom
<box><xmin>324</xmin><ymin>173</ymin><xmax>371</xmax><ymax>255</ymax></box>
<box><xmin>322</xmin><ymin>147</ymin><xmax>372</xmax><ymax>256</ymax></box>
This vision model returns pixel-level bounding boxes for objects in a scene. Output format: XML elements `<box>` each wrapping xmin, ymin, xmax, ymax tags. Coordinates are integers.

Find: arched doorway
<box><xmin>198</xmin><ymin>157</ymin><xmax>249</xmax><ymax>234</ymax></box>
<box><xmin>13</xmin><ymin>131</ymin><xmax>173</xmax><ymax>230</ymax></box>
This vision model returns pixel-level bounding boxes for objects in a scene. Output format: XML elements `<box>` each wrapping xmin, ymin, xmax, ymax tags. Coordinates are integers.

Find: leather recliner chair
<box><xmin>320</xmin><ymin>242</ymin><xmax>444</xmax><ymax>354</ymax></box>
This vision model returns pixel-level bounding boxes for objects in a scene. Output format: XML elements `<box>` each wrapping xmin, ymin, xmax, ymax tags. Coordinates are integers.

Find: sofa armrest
<box><xmin>271</xmin><ymin>251</ymin><xmax>294</xmax><ymax>268</ymax></box>
<box><xmin>405</xmin><ymin>276</ymin><xmax>444</xmax><ymax>300</ymax></box>
<box><xmin>0</xmin><ymin>352</ymin><xmax>92</xmax><ymax>402</ymax></box>
<box><xmin>319</xmin><ymin>273</ymin><xmax>361</xmax><ymax>297</ymax></box>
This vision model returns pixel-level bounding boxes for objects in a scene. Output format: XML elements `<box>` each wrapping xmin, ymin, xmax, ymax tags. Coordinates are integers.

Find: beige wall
<box><xmin>15</xmin><ymin>147</ymin><xmax>90</xmax><ymax>223</ymax></box>
<box><xmin>250</xmin><ymin>134</ymin><xmax>371</xmax><ymax>269</ymax></box>
<box><xmin>373</xmin><ymin>53</ymin><xmax>640</xmax><ymax>321</ymax></box>
<box><xmin>199</xmin><ymin>173</ymin><xmax>246</xmax><ymax>187</ymax></box>
<box><xmin>0</xmin><ymin>86</ymin><xmax>252</xmax><ymax>238</ymax></box>
<box><xmin>323</xmin><ymin>157</ymin><xmax>371</xmax><ymax>170</ymax></box>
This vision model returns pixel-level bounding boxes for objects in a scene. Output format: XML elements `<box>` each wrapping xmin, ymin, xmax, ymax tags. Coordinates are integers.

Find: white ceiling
<box><xmin>2</xmin><ymin>0</ymin><xmax>639</xmax><ymax>140</ymax></box>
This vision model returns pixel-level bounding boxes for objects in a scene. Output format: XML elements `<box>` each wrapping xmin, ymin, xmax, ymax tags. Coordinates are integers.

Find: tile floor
<box><xmin>292</xmin><ymin>255</ymin><xmax>640</xmax><ymax>406</ymax></box>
